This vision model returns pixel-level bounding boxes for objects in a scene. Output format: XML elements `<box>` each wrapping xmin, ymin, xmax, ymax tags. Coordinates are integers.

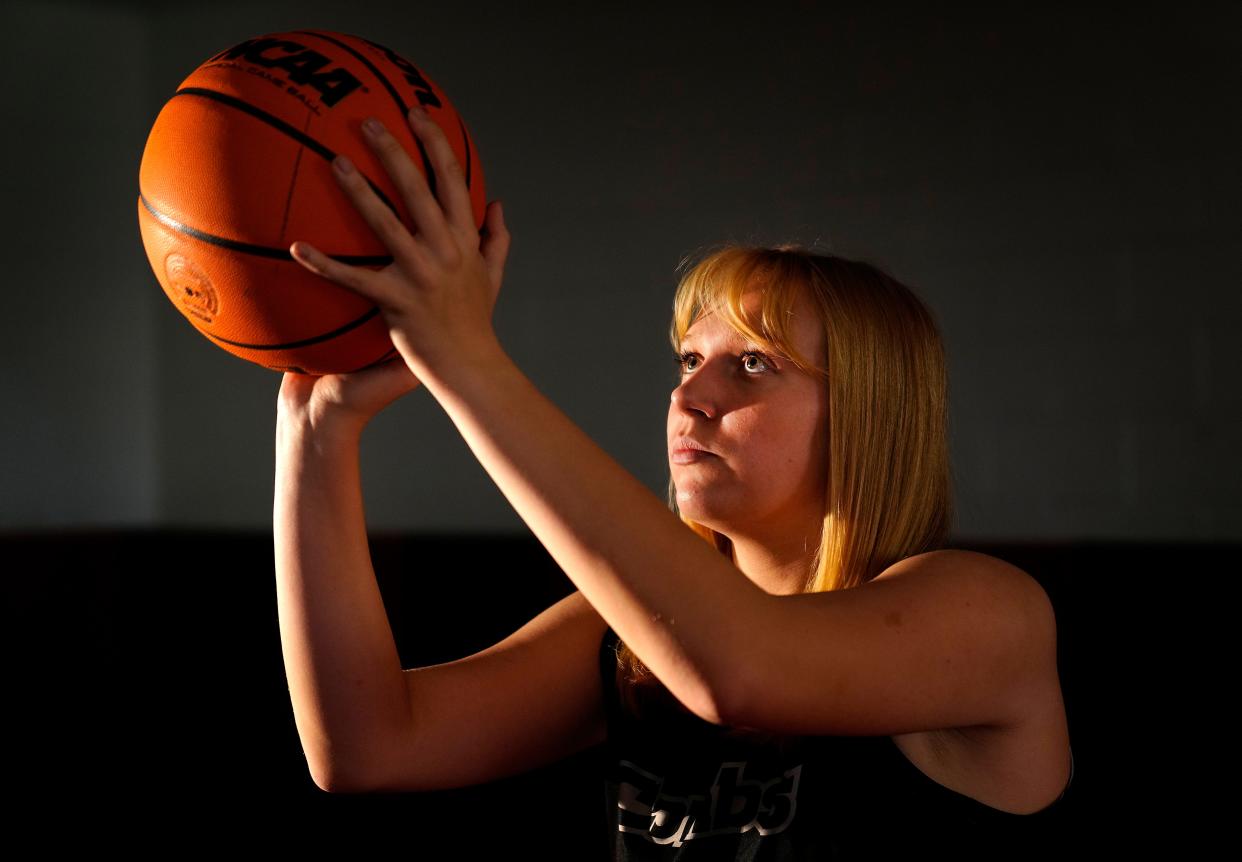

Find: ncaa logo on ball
<box><xmin>165</xmin><ymin>254</ymin><xmax>219</xmax><ymax>325</ymax></box>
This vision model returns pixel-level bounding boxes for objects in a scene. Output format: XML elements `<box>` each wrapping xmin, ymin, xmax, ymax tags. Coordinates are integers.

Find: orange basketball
<box><xmin>137</xmin><ymin>30</ymin><xmax>487</xmax><ymax>375</ymax></box>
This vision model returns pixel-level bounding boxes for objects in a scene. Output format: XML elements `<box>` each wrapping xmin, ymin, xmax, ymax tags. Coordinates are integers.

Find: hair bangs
<box><xmin>669</xmin><ymin>246</ymin><xmax>828</xmax><ymax>381</ymax></box>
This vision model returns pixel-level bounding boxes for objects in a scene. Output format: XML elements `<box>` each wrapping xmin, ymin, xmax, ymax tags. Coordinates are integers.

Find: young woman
<box><xmin>275</xmin><ymin>105</ymin><xmax>1073</xmax><ymax>858</ymax></box>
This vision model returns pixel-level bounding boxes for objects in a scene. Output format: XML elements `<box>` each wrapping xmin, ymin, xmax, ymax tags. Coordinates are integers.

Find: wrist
<box><xmin>277</xmin><ymin>404</ymin><xmax>366</xmax><ymax>452</ymax></box>
<box><xmin>412</xmin><ymin>333</ymin><xmax>509</xmax><ymax>396</ymax></box>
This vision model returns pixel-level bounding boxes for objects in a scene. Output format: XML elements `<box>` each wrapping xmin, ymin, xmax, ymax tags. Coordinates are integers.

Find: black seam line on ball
<box><xmin>349</xmin><ymin>346</ymin><xmax>400</xmax><ymax>373</ymax></box>
<box><xmin>170</xmin><ymin>86</ymin><xmax>405</xmax><ymax>218</ymax></box>
<box><xmin>203</xmin><ymin>306</ymin><xmax>382</xmax><ymax>351</ymax></box>
<box><xmin>138</xmin><ymin>193</ymin><xmax>393</xmax><ymax>266</ymax></box>
<box><xmin>287</xmin><ymin>30</ymin><xmax>440</xmax><ymax>203</ymax></box>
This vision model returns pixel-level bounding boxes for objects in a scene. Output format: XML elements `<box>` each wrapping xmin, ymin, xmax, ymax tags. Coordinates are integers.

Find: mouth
<box><xmin>670</xmin><ymin>448</ymin><xmax>717</xmax><ymax>464</ymax></box>
<box><xmin>670</xmin><ymin>436</ymin><xmax>715</xmax><ymax>457</ymax></box>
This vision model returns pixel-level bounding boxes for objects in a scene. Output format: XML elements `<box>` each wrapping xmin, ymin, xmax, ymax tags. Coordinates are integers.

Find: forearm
<box><xmin>416</xmin><ymin>342</ymin><xmax>767</xmax><ymax>723</ymax></box>
<box><xmin>273</xmin><ymin>414</ymin><xmax>409</xmax><ymax>790</ymax></box>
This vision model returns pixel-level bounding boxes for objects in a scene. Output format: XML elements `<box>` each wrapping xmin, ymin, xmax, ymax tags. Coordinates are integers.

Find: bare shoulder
<box><xmin>904</xmin><ymin>548</ymin><xmax>1064</xmax><ymax>738</ymax></box>
<box><xmin>953</xmin><ymin>548</ymin><xmax>1058</xmax><ymax>649</ymax></box>
<box><xmin>881</xmin><ymin>549</ymin><xmax>1057</xmax><ymax>638</ymax></box>
<box><xmin>886</xmin><ymin>549</ymin><xmax>1072</xmax><ymax>814</ymax></box>
<box><xmin>883</xmin><ymin>547</ymin><xmax>1044</xmax><ymax>587</ymax></box>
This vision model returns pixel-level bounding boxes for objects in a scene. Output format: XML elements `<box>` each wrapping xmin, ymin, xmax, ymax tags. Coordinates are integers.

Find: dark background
<box><xmin>3</xmin><ymin>0</ymin><xmax>1237</xmax><ymax>853</ymax></box>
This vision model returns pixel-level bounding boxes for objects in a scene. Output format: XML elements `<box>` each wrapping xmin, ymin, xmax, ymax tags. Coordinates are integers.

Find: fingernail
<box><xmin>292</xmin><ymin>242</ymin><xmax>318</xmax><ymax>261</ymax></box>
<box><xmin>334</xmin><ymin>155</ymin><xmax>354</xmax><ymax>174</ymax></box>
<box><xmin>363</xmin><ymin>117</ymin><xmax>384</xmax><ymax>136</ymax></box>
<box><xmin>410</xmin><ymin>103</ymin><xmax>427</xmax><ymax>119</ymax></box>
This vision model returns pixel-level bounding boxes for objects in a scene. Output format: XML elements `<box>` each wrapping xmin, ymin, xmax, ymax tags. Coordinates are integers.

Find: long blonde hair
<box><xmin>614</xmin><ymin>243</ymin><xmax>955</xmax><ymax>728</ymax></box>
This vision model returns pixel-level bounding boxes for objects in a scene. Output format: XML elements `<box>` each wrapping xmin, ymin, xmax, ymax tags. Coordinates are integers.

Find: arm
<box><xmin>725</xmin><ymin>550</ymin><xmax>1058</xmax><ymax>736</ymax></box>
<box><xmin>273</xmin><ymin>411</ymin><xmax>411</xmax><ymax>791</ymax></box>
<box><xmin>377</xmin><ymin>336</ymin><xmax>1054</xmax><ymax>738</ymax></box>
<box><xmin>287</xmin><ymin>109</ymin><xmax>1043</xmax><ymax>736</ymax></box>
<box><xmin>414</xmin><ymin>344</ymin><xmax>767</xmax><ymax>725</ymax></box>
<box><xmin>285</xmin><ymin>108</ymin><xmax>760</xmax><ymax>725</ymax></box>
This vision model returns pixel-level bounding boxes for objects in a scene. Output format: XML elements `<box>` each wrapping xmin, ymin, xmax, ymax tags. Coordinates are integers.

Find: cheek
<box><xmin>745</xmin><ymin>407</ymin><xmax>821</xmax><ymax>474</ymax></box>
<box><xmin>723</xmin><ymin>419</ymin><xmax>783</xmax><ymax>469</ymax></box>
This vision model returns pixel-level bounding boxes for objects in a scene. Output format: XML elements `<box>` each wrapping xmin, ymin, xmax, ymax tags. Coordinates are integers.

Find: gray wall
<box><xmin>2</xmin><ymin>0</ymin><xmax>1238</xmax><ymax>539</ymax></box>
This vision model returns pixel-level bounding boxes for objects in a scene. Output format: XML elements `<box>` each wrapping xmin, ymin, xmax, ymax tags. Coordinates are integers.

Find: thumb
<box><xmin>479</xmin><ymin>200</ymin><xmax>510</xmax><ymax>308</ymax></box>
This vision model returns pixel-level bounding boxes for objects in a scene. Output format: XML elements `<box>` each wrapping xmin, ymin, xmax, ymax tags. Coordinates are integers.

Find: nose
<box><xmin>670</xmin><ymin>368</ymin><xmax>717</xmax><ymax>419</ymax></box>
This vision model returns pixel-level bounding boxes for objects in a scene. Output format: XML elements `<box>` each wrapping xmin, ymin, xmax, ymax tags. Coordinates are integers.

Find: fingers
<box><xmin>358</xmin><ymin>114</ymin><xmax>456</xmax><ymax>250</ymax></box>
<box><xmin>480</xmin><ymin>200</ymin><xmax>511</xmax><ymax>307</ymax></box>
<box><xmin>328</xmin><ymin>151</ymin><xmax>426</xmax><ymax>269</ymax></box>
<box><xmin>403</xmin><ymin>106</ymin><xmax>477</xmax><ymax>235</ymax></box>
<box><xmin>289</xmin><ymin>107</ymin><xmax>489</xmax><ymax>312</ymax></box>
<box><xmin>288</xmin><ymin>240</ymin><xmax>385</xmax><ymax>304</ymax></box>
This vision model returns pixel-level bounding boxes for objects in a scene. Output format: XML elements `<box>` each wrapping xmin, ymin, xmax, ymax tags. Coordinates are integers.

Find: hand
<box><xmin>277</xmin><ymin>356</ymin><xmax>422</xmax><ymax>436</ymax></box>
<box><xmin>287</xmin><ymin>105</ymin><xmax>510</xmax><ymax>381</ymax></box>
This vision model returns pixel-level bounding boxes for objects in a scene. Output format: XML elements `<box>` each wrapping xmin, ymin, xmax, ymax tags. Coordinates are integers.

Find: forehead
<box><xmin>682</xmin><ymin>289</ymin><xmax>822</xmax><ymax>358</ymax></box>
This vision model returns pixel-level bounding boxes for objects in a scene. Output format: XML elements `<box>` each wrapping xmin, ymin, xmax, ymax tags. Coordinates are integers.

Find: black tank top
<box><xmin>598</xmin><ymin>626</ymin><xmax>1073</xmax><ymax>860</ymax></box>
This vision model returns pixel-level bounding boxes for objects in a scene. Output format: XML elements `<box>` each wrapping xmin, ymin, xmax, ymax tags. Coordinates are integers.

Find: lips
<box><xmin>670</xmin><ymin>435</ymin><xmax>715</xmax><ymax>456</ymax></box>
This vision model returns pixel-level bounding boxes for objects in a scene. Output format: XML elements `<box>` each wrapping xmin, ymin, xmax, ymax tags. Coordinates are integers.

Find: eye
<box><xmin>674</xmin><ymin>350</ymin><xmax>772</xmax><ymax>375</ymax></box>
<box><xmin>741</xmin><ymin>352</ymin><xmax>770</xmax><ymax>373</ymax></box>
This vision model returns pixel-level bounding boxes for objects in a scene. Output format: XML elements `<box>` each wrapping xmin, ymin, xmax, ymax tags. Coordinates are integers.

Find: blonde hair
<box><xmin>614</xmin><ymin>242</ymin><xmax>955</xmax><ymax>729</ymax></box>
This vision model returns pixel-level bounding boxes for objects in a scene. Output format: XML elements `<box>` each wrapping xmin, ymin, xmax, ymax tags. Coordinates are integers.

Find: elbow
<box><xmin>662</xmin><ymin>668</ymin><xmax>732</xmax><ymax>727</ymax></box>
<box><xmin>310</xmin><ymin>760</ymin><xmax>370</xmax><ymax>794</ymax></box>
<box><xmin>707</xmin><ymin>594</ymin><xmax>773</xmax><ymax>729</ymax></box>
<box><xmin>699</xmin><ymin>697</ymin><xmax>733</xmax><ymax>728</ymax></box>
<box><xmin>711</xmin><ymin>598</ymin><xmax>798</xmax><ymax>731</ymax></box>
<box><xmin>701</xmin><ymin>659</ymin><xmax>744</xmax><ymax>728</ymax></box>
<box><xmin>676</xmin><ymin>678</ymin><xmax>732</xmax><ymax>727</ymax></box>
<box><xmin>311</xmin><ymin>764</ymin><xmax>342</xmax><ymax>793</ymax></box>
<box><xmin>705</xmin><ymin>678</ymin><xmax>742</xmax><ymax>728</ymax></box>
<box><xmin>677</xmin><ymin>650</ymin><xmax>735</xmax><ymax>727</ymax></box>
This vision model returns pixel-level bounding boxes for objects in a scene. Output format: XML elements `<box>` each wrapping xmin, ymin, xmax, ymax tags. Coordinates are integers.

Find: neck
<box><xmin>725</xmin><ymin>527</ymin><xmax>820</xmax><ymax>595</ymax></box>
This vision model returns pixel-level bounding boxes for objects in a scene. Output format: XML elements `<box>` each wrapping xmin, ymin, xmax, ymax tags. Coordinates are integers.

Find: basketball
<box><xmin>137</xmin><ymin>30</ymin><xmax>487</xmax><ymax>375</ymax></box>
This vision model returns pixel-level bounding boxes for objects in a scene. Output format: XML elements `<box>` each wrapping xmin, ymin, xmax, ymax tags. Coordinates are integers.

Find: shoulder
<box><xmin>879</xmin><ymin>548</ymin><xmax>1035</xmax><ymax>585</ymax></box>
<box><xmin>897</xmin><ymin>549</ymin><xmax>1065</xmax><ymax>734</ymax></box>
<box><xmin>878</xmin><ymin>548</ymin><xmax>1059</xmax><ymax>680</ymax></box>
<box><xmin>726</xmin><ymin>546</ymin><xmax>1060</xmax><ymax>737</ymax></box>
<box><xmin>882</xmin><ymin>551</ymin><xmax>1071</xmax><ymax>813</ymax></box>
<box><xmin>880</xmin><ymin>549</ymin><xmax>1055</xmax><ymax>627</ymax></box>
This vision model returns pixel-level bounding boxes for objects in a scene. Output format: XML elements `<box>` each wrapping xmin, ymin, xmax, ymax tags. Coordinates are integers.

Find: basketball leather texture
<box><xmin>137</xmin><ymin>29</ymin><xmax>486</xmax><ymax>374</ymax></box>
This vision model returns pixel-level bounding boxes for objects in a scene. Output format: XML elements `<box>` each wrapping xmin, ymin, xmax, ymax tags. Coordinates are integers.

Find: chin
<box><xmin>673</xmin><ymin>496</ymin><xmax>735</xmax><ymax>531</ymax></box>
